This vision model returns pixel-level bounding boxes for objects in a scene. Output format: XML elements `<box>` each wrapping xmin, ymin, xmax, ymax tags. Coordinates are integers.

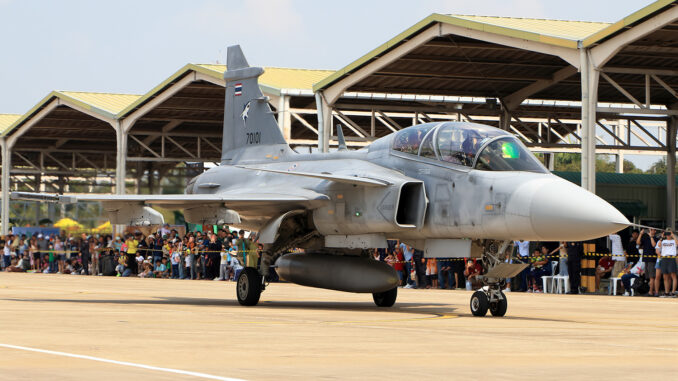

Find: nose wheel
<box><xmin>470</xmin><ymin>285</ymin><xmax>507</xmax><ymax>317</ymax></box>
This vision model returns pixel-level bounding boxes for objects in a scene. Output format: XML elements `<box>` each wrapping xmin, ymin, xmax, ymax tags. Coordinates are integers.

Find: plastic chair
<box><xmin>551</xmin><ymin>268</ymin><xmax>570</xmax><ymax>294</ymax></box>
<box><xmin>608</xmin><ymin>277</ymin><xmax>621</xmax><ymax>295</ymax></box>
<box><xmin>610</xmin><ymin>277</ymin><xmax>636</xmax><ymax>296</ymax></box>
<box><xmin>542</xmin><ymin>261</ymin><xmax>558</xmax><ymax>293</ymax></box>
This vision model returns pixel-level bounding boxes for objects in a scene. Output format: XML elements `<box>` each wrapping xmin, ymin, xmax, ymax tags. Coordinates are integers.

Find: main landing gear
<box><xmin>236</xmin><ymin>268</ymin><xmax>263</xmax><ymax>306</ymax></box>
<box><xmin>469</xmin><ymin>240</ymin><xmax>527</xmax><ymax>317</ymax></box>
<box><xmin>372</xmin><ymin>287</ymin><xmax>398</xmax><ymax>307</ymax></box>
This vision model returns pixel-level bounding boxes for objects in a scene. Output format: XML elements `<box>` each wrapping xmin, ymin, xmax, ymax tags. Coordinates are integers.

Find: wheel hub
<box><xmin>238</xmin><ymin>273</ymin><xmax>248</xmax><ymax>296</ymax></box>
<box><xmin>471</xmin><ymin>297</ymin><xmax>479</xmax><ymax>311</ymax></box>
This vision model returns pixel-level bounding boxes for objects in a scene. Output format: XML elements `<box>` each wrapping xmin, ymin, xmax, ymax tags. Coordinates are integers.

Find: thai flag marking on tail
<box><xmin>234</xmin><ymin>83</ymin><xmax>243</xmax><ymax>96</ymax></box>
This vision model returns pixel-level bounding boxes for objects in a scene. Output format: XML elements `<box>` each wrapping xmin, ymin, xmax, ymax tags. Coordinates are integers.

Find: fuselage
<box><xmin>190</xmin><ymin>122</ymin><xmax>629</xmax><ymax>242</ymax></box>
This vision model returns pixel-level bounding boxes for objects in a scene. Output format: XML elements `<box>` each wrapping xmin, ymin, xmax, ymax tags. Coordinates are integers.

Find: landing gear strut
<box><xmin>469</xmin><ymin>240</ymin><xmax>525</xmax><ymax>317</ymax></box>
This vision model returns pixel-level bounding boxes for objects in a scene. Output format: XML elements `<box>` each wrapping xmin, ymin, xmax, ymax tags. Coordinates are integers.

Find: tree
<box><xmin>646</xmin><ymin>157</ymin><xmax>678</xmax><ymax>175</ymax></box>
<box><xmin>553</xmin><ymin>152</ymin><xmax>644</xmax><ymax>173</ymax></box>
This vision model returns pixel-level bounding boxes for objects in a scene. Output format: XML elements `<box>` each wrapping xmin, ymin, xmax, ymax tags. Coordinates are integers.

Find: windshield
<box><xmin>391</xmin><ymin>122</ymin><xmax>546</xmax><ymax>173</ymax></box>
<box><xmin>474</xmin><ymin>137</ymin><xmax>548</xmax><ymax>173</ymax></box>
<box><xmin>436</xmin><ymin>123</ymin><xmax>508</xmax><ymax>166</ymax></box>
<box><xmin>392</xmin><ymin>123</ymin><xmax>437</xmax><ymax>155</ymax></box>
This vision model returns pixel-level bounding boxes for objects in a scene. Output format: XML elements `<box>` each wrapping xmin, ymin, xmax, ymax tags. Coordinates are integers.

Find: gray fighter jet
<box><xmin>12</xmin><ymin>46</ymin><xmax>630</xmax><ymax>316</ymax></box>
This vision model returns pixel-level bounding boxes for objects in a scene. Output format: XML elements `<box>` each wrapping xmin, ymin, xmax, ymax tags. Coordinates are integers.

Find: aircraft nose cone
<box><xmin>528</xmin><ymin>177</ymin><xmax>629</xmax><ymax>241</ymax></box>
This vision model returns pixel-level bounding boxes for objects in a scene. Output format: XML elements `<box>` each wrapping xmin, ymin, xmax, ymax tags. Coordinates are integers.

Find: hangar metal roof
<box><xmin>0</xmin><ymin>114</ymin><xmax>21</xmax><ymax>134</ymax></box>
<box><xmin>583</xmin><ymin>0</ymin><xmax>676</xmax><ymax>46</ymax></box>
<box><xmin>58</xmin><ymin>91</ymin><xmax>141</xmax><ymax>115</ymax></box>
<box><xmin>450</xmin><ymin>15</ymin><xmax>609</xmax><ymax>41</ymax></box>
<box><xmin>2</xmin><ymin>91</ymin><xmax>141</xmax><ymax>137</ymax></box>
<box><xmin>312</xmin><ymin>12</ymin><xmax>606</xmax><ymax>93</ymax></box>
<box><xmin>118</xmin><ymin>64</ymin><xmax>333</xmax><ymax>118</ymax></box>
<box><xmin>195</xmin><ymin>64</ymin><xmax>334</xmax><ymax>92</ymax></box>
<box><xmin>313</xmin><ymin>1</ymin><xmax>678</xmax><ymax>107</ymax></box>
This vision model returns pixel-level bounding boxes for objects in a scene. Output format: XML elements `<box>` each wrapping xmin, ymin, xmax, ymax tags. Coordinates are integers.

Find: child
<box><xmin>184</xmin><ymin>245</ymin><xmax>193</xmax><ymax>279</ymax></box>
<box><xmin>218</xmin><ymin>244</ymin><xmax>229</xmax><ymax>281</ymax></box>
<box><xmin>426</xmin><ymin>258</ymin><xmax>438</xmax><ymax>289</ymax></box>
<box><xmin>170</xmin><ymin>246</ymin><xmax>181</xmax><ymax>279</ymax></box>
<box><xmin>230</xmin><ymin>254</ymin><xmax>243</xmax><ymax>281</ymax></box>
<box><xmin>153</xmin><ymin>259</ymin><xmax>167</xmax><ymax>278</ymax></box>
<box><xmin>138</xmin><ymin>262</ymin><xmax>153</xmax><ymax>278</ymax></box>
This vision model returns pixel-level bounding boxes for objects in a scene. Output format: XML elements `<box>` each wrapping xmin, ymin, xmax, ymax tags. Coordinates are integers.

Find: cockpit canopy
<box><xmin>391</xmin><ymin>122</ymin><xmax>547</xmax><ymax>173</ymax></box>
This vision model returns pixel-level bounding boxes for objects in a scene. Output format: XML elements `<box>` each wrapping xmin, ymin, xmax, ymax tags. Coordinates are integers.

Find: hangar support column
<box><xmin>315</xmin><ymin>92</ymin><xmax>331</xmax><ymax>152</ymax></box>
<box><xmin>667</xmin><ymin>116</ymin><xmax>677</xmax><ymax>230</ymax></box>
<box><xmin>277</xmin><ymin>95</ymin><xmax>292</xmax><ymax>141</ymax></box>
<box><xmin>115</xmin><ymin>121</ymin><xmax>127</xmax><ymax>195</ymax></box>
<box><xmin>1</xmin><ymin>138</ymin><xmax>10</xmax><ymax>235</ymax></box>
<box><xmin>579</xmin><ymin>47</ymin><xmax>599</xmax><ymax>193</ymax></box>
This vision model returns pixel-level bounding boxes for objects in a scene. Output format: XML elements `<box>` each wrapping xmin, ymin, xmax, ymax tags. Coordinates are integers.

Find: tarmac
<box><xmin>0</xmin><ymin>273</ymin><xmax>676</xmax><ymax>380</ymax></box>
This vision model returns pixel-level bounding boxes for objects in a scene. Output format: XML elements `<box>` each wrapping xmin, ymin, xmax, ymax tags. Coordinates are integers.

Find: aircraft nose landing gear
<box><xmin>469</xmin><ymin>240</ymin><xmax>527</xmax><ymax>317</ymax></box>
<box><xmin>470</xmin><ymin>286</ymin><xmax>507</xmax><ymax>317</ymax></box>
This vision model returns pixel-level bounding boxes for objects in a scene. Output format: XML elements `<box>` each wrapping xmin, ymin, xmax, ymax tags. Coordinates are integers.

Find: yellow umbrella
<box><xmin>93</xmin><ymin>221</ymin><xmax>111</xmax><ymax>233</ymax></box>
<box><xmin>54</xmin><ymin>217</ymin><xmax>83</xmax><ymax>230</ymax></box>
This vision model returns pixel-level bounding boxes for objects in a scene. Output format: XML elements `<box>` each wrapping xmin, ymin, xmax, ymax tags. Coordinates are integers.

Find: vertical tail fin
<box><xmin>221</xmin><ymin>45</ymin><xmax>290</xmax><ymax>163</ymax></box>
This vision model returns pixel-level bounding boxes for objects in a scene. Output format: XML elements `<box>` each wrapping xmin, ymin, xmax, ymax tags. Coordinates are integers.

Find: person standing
<box><xmin>217</xmin><ymin>243</ymin><xmax>230</xmax><ymax>281</ymax></box>
<box><xmin>170</xmin><ymin>244</ymin><xmax>181</xmax><ymax>279</ymax></box>
<box><xmin>609</xmin><ymin>232</ymin><xmax>626</xmax><ymax>278</ymax></box>
<box><xmin>37</xmin><ymin>234</ymin><xmax>49</xmax><ymax>271</ymax></box>
<box><xmin>565</xmin><ymin>241</ymin><xmax>583</xmax><ymax>294</ymax></box>
<box><xmin>437</xmin><ymin>257</ymin><xmax>453</xmax><ymax>289</ymax></box>
<box><xmin>399</xmin><ymin>242</ymin><xmax>415</xmax><ymax>288</ymax></box>
<box><xmin>124</xmin><ymin>233</ymin><xmax>140</xmax><ymax>275</ymax></box>
<box><xmin>1</xmin><ymin>237</ymin><xmax>10</xmax><ymax>270</ymax></box>
<box><xmin>54</xmin><ymin>237</ymin><xmax>65</xmax><ymax>274</ymax></box>
<box><xmin>637</xmin><ymin>228</ymin><xmax>659</xmax><ymax>296</ymax></box>
<box><xmin>413</xmin><ymin>249</ymin><xmax>426</xmax><ymax>289</ymax></box>
<box><xmin>187</xmin><ymin>236</ymin><xmax>197</xmax><ymax>279</ymax></box>
<box><xmin>513</xmin><ymin>240</ymin><xmax>530</xmax><ymax>291</ymax></box>
<box><xmin>656</xmin><ymin>229</ymin><xmax>677</xmax><ymax>297</ymax></box>
<box><xmin>235</xmin><ymin>230</ymin><xmax>257</xmax><ymax>269</ymax></box>
<box><xmin>80</xmin><ymin>234</ymin><xmax>90</xmax><ymax>275</ymax></box>
<box><xmin>206</xmin><ymin>234</ymin><xmax>222</xmax><ymax>280</ymax></box>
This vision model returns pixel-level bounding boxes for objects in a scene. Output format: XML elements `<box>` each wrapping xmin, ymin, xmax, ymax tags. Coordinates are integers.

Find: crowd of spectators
<box><xmin>2</xmin><ymin>224</ymin><xmax>676</xmax><ymax>298</ymax></box>
<box><xmin>0</xmin><ymin>224</ymin><xmax>262</xmax><ymax>282</ymax></box>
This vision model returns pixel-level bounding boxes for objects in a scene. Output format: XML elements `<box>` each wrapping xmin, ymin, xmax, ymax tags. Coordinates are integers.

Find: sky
<box><xmin>0</xmin><ymin>0</ymin><xmax>661</xmax><ymax>168</ymax></box>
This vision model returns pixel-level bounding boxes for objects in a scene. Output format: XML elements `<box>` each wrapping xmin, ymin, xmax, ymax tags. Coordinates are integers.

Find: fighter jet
<box><xmin>12</xmin><ymin>46</ymin><xmax>630</xmax><ymax>316</ymax></box>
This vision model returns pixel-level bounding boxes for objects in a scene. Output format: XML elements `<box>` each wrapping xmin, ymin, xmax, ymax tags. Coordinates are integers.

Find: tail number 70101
<box><xmin>246</xmin><ymin>132</ymin><xmax>261</xmax><ymax>144</ymax></box>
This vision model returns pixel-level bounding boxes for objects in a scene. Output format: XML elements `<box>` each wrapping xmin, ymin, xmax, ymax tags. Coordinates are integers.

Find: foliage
<box><xmin>554</xmin><ymin>153</ymin><xmax>647</xmax><ymax>174</ymax></box>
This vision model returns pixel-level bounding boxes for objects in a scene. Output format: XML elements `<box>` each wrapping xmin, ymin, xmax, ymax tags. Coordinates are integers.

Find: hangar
<box><xmin>314</xmin><ymin>0</ymin><xmax>678</xmax><ymax>227</ymax></box>
<box><xmin>2</xmin><ymin>0</ymin><xmax>678</xmax><ymax>233</ymax></box>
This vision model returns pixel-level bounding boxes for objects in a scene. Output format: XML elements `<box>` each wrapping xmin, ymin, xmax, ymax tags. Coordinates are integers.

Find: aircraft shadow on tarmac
<box><xmin>1</xmin><ymin>296</ymin><xmax>574</xmax><ymax>323</ymax></box>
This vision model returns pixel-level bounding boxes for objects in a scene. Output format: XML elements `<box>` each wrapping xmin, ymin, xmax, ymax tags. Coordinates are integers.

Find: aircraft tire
<box><xmin>470</xmin><ymin>290</ymin><xmax>489</xmax><ymax>316</ymax></box>
<box><xmin>489</xmin><ymin>291</ymin><xmax>508</xmax><ymax>317</ymax></box>
<box><xmin>372</xmin><ymin>287</ymin><xmax>397</xmax><ymax>307</ymax></box>
<box><xmin>236</xmin><ymin>268</ymin><xmax>262</xmax><ymax>306</ymax></box>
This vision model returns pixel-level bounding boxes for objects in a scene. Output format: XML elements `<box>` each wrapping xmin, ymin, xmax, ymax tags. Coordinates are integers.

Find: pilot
<box><xmin>461</xmin><ymin>131</ymin><xmax>481</xmax><ymax>166</ymax></box>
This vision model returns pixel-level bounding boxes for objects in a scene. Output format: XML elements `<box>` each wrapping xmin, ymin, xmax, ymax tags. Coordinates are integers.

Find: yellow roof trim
<box><xmin>452</xmin><ymin>15</ymin><xmax>609</xmax><ymax>41</ymax></box>
<box><xmin>0</xmin><ymin>114</ymin><xmax>22</xmax><ymax>134</ymax></box>
<box><xmin>2</xmin><ymin>91</ymin><xmax>140</xmax><ymax>137</ymax></box>
<box><xmin>116</xmin><ymin>64</ymin><xmax>201</xmax><ymax>118</ymax></box>
<box><xmin>118</xmin><ymin>63</ymin><xmax>334</xmax><ymax>118</ymax></box>
<box><xmin>582</xmin><ymin>0</ymin><xmax>676</xmax><ymax>46</ymax></box>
